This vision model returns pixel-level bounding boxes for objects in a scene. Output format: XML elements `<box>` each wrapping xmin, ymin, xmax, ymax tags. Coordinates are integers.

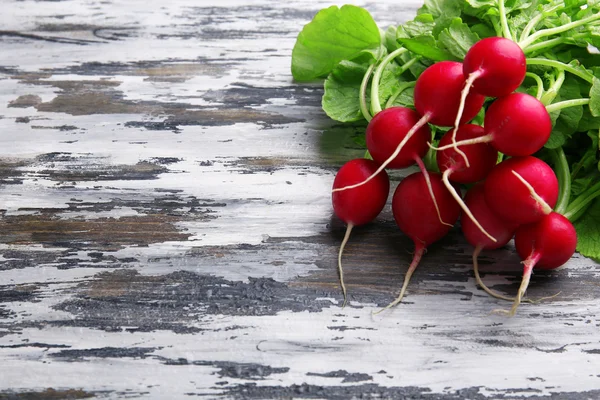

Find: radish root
<box><xmin>493</xmin><ymin>252</ymin><xmax>542</xmax><ymax>316</ymax></box>
<box><xmin>429</xmin><ymin>134</ymin><xmax>494</xmax><ymax>151</ymax></box>
<box><xmin>473</xmin><ymin>245</ymin><xmax>538</xmax><ymax>304</ymax></box>
<box><xmin>451</xmin><ymin>69</ymin><xmax>483</xmax><ymax>168</ymax></box>
<box><xmin>333</xmin><ymin>114</ymin><xmax>431</xmax><ymax>193</ymax></box>
<box><xmin>511</xmin><ymin>170</ymin><xmax>553</xmax><ymax>215</ymax></box>
<box><xmin>442</xmin><ymin>169</ymin><xmax>497</xmax><ymax>243</ymax></box>
<box><xmin>374</xmin><ymin>245</ymin><xmax>426</xmax><ymax>314</ymax></box>
<box><xmin>415</xmin><ymin>156</ymin><xmax>453</xmax><ymax>228</ymax></box>
<box><xmin>338</xmin><ymin>223</ymin><xmax>354</xmax><ymax>308</ymax></box>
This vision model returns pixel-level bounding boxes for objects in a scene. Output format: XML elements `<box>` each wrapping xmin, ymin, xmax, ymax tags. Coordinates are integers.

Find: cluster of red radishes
<box><xmin>331</xmin><ymin>37</ymin><xmax>577</xmax><ymax>316</ymax></box>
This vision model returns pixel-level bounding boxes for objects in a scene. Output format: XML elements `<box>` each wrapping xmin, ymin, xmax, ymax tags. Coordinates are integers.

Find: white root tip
<box><xmin>373</xmin><ymin>247</ymin><xmax>425</xmax><ymax>315</ymax></box>
<box><xmin>511</xmin><ymin>170</ymin><xmax>553</xmax><ymax>215</ymax></box>
<box><xmin>442</xmin><ymin>170</ymin><xmax>497</xmax><ymax>243</ymax></box>
<box><xmin>338</xmin><ymin>224</ymin><xmax>354</xmax><ymax>308</ymax></box>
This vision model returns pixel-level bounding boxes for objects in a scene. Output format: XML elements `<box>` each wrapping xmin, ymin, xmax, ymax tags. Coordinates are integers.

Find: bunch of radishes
<box><xmin>332</xmin><ymin>37</ymin><xmax>577</xmax><ymax>316</ymax></box>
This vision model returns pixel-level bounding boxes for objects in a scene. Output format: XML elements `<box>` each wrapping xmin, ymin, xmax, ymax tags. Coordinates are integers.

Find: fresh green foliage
<box><xmin>291</xmin><ymin>0</ymin><xmax>600</xmax><ymax>260</ymax></box>
<box><xmin>291</xmin><ymin>5</ymin><xmax>381</xmax><ymax>81</ymax></box>
<box><xmin>574</xmin><ymin>199</ymin><xmax>600</xmax><ymax>261</ymax></box>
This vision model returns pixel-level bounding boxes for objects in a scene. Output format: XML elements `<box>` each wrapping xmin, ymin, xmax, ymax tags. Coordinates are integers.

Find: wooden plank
<box><xmin>1</xmin><ymin>0</ymin><xmax>600</xmax><ymax>398</ymax></box>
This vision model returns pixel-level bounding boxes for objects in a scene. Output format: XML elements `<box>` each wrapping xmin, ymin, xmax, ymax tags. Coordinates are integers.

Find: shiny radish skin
<box><xmin>484</xmin><ymin>93</ymin><xmax>552</xmax><ymax>156</ymax></box>
<box><xmin>462</xmin><ymin>183</ymin><xmax>519</xmax><ymax>250</ymax></box>
<box><xmin>332</xmin><ymin>158</ymin><xmax>390</xmax><ymax>226</ymax></box>
<box><xmin>414</xmin><ymin>61</ymin><xmax>485</xmax><ymax>127</ymax></box>
<box><xmin>463</xmin><ymin>37</ymin><xmax>526</xmax><ymax>98</ymax></box>
<box><xmin>392</xmin><ymin>171</ymin><xmax>461</xmax><ymax>247</ymax></box>
<box><xmin>332</xmin><ymin>158</ymin><xmax>390</xmax><ymax>307</ymax></box>
<box><xmin>377</xmin><ymin>171</ymin><xmax>460</xmax><ymax>312</ymax></box>
<box><xmin>436</xmin><ymin>124</ymin><xmax>498</xmax><ymax>184</ymax></box>
<box><xmin>499</xmin><ymin>212</ymin><xmax>576</xmax><ymax>316</ymax></box>
<box><xmin>515</xmin><ymin>212</ymin><xmax>577</xmax><ymax>270</ymax></box>
<box><xmin>484</xmin><ymin>156</ymin><xmax>559</xmax><ymax>225</ymax></box>
<box><xmin>366</xmin><ymin>107</ymin><xmax>431</xmax><ymax>169</ymax></box>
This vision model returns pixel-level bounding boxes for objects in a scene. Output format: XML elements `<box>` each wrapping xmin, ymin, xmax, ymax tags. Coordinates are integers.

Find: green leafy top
<box><xmin>291</xmin><ymin>5</ymin><xmax>382</xmax><ymax>81</ymax></box>
<box><xmin>291</xmin><ymin>0</ymin><xmax>600</xmax><ymax>260</ymax></box>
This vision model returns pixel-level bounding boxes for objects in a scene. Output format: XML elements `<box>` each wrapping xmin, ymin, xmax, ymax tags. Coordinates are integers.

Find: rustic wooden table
<box><xmin>1</xmin><ymin>0</ymin><xmax>600</xmax><ymax>399</ymax></box>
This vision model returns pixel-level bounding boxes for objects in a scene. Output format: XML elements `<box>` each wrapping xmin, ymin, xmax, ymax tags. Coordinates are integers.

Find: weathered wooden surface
<box><xmin>1</xmin><ymin>0</ymin><xmax>600</xmax><ymax>398</ymax></box>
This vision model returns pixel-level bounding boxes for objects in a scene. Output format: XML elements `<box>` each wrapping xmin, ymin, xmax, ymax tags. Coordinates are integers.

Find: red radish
<box><xmin>436</xmin><ymin>124</ymin><xmax>499</xmax><ymax>242</ymax></box>
<box><xmin>436</xmin><ymin>93</ymin><xmax>552</xmax><ymax>158</ymax></box>
<box><xmin>461</xmin><ymin>183</ymin><xmax>521</xmax><ymax>302</ymax></box>
<box><xmin>483</xmin><ymin>93</ymin><xmax>552</xmax><ymax>156</ymax></box>
<box><xmin>366</xmin><ymin>107</ymin><xmax>430</xmax><ymax>169</ymax></box>
<box><xmin>414</xmin><ymin>61</ymin><xmax>486</xmax><ymax>127</ymax></box>
<box><xmin>498</xmin><ymin>212</ymin><xmax>577</xmax><ymax>316</ymax></box>
<box><xmin>450</xmin><ymin>37</ymin><xmax>526</xmax><ymax>161</ymax></box>
<box><xmin>377</xmin><ymin>171</ymin><xmax>460</xmax><ymax>312</ymax></box>
<box><xmin>332</xmin><ymin>158</ymin><xmax>390</xmax><ymax>307</ymax></box>
<box><xmin>463</xmin><ymin>37</ymin><xmax>527</xmax><ymax>98</ymax></box>
<box><xmin>484</xmin><ymin>156</ymin><xmax>559</xmax><ymax>225</ymax></box>
<box><xmin>333</xmin><ymin>61</ymin><xmax>484</xmax><ymax>193</ymax></box>
<box><xmin>366</xmin><ymin>106</ymin><xmax>451</xmax><ymax>227</ymax></box>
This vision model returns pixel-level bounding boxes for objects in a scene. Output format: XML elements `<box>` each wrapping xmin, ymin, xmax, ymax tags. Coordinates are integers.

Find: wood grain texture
<box><xmin>1</xmin><ymin>0</ymin><xmax>600</xmax><ymax>399</ymax></box>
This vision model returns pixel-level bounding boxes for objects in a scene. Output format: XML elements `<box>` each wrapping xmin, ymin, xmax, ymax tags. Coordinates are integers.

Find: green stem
<box><xmin>525</xmin><ymin>72</ymin><xmax>545</xmax><ymax>100</ymax></box>
<box><xmin>498</xmin><ymin>0</ymin><xmax>514</xmax><ymax>40</ymax></box>
<box><xmin>385</xmin><ymin>81</ymin><xmax>416</xmax><ymax>109</ymax></box>
<box><xmin>519</xmin><ymin>3</ymin><xmax>564</xmax><ymax>43</ymax></box>
<box><xmin>550</xmin><ymin>148</ymin><xmax>571</xmax><ymax>215</ymax></box>
<box><xmin>359</xmin><ymin>62</ymin><xmax>377</xmax><ymax>122</ymax></box>
<box><xmin>526</xmin><ymin>58</ymin><xmax>594</xmax><ymax>84</ymax></box>
<box><xmin>540</xmin><ymin>69</ymin><xmax>565</xmax><ymax>106</ymax></box>
<box><xmin>564</xmin><ymin>181</ymin><xmax>600</xmax><ymax>222</ymax></box>
<box><xmin>545</xmin><ymin>98</ymin><xmax>590</xmax><ymax>114</ymax></box>
<box><xmin>370</xmin><ymin>47</ymin><xmax>407</xmax><ymax>115</ymax></box>
<box><xmin>566</xmin><ymin>201</ymin><xmax>592</xmax><ymax>223</ymax></box>
<box><xmin>519</xmin><ymin>13</ymin><xmax>600</xmax><ymax>50</ymax></box>
<box><xmin>523</xmin><ymin>37</ymin><xmax>565</xmax><ymax>55</ymax></box>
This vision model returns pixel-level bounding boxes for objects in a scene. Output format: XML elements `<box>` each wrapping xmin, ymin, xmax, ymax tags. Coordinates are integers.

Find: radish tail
<box><xmin>374</xmin><ymin>244</ymin><xmax>426</xmax><ymax>314</ymax></box>
<box><xmin>429</xmin><ymin>134</ymin><xmax>493</xmax><ymax>151</ymax></box>
<box><xmin>333</xmin><ymin>114</ymin><xmax>431</xmax><ymax>193</ymax></box>
<box><xmin>414</xmin><ymin>156</ymin><xmax>453</xmax><ymax>228</ymax></box>
<box><xmin>494</xmin><ymin>252</ymin><xmax>542</xmax><ymax>316</ymax></box>
<box><xmin>451</xmin><ymin>70</ymin><xmax>483</xmax><ymax>168</ymax></box>
<box><xmin>442</xmin><ymin>170</ymin><xmax>497</xmax><ymax>243</ymax></box>
<box><xmin>473</xmin><ymin>245</ymin><xmax>529</xmax><ymax>303</ymax></box>
<box><xmin>511</xmin><ymin>170</ymin><xmax>553</xmax><ymax>215</ymax></box>
<box><xmin>338</xmin><ymin>223</ymin><xmax>354</xmax><ymax>308</ymax></box>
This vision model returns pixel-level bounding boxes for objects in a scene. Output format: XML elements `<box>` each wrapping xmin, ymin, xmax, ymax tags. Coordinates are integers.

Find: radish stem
<box><xmin>498</xmin><ymin>0</ymin><xmax>514</xmax><ymax>41</ymax></box>
<box><xmin>371</xmin><ymin>47</ymin><xmax>408</xmax><ymax>115</ymax></box>
<box><xmin>519</xmin><ymin>13</ymin><xmax>600</xmax><ymax>50</ymax></box>
<box><xmin>359</xmin><ymin>63</ymin><xmax>376</xmax><ymax>122</ymax></box>
<box><xmin>525</xmin><ymin>72</ymin><xmax>545</xmax><ymax>101</ymax></box>
<box><xmin>551</xmin><ymin>148</ymin><xmax>571</xmax><ymax>216</ymax></box>
<box><xmin>545</xmin><ymin>98</ymin><xmax>590</xmax><ymax>113</ymax></box>
<box><xmin>526</xmin><ymin>58</ymin><xmax>594</xmax><ymax>84</ymax></box>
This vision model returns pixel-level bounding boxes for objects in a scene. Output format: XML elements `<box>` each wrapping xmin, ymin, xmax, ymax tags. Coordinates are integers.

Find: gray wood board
<box><xmin>1</xmin><ymin>0</ymin><xmax>599</xmax><ymax>399</ymax></box>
